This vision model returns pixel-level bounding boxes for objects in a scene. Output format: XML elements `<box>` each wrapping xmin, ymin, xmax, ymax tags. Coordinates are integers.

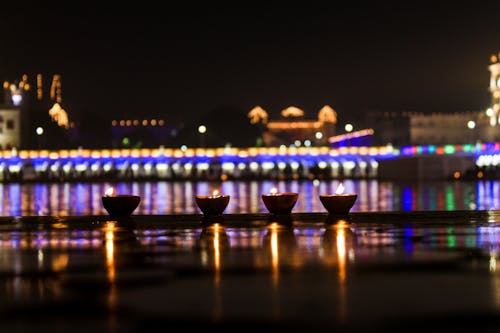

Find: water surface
<box><xmin>0</xmin><ymin>179</ymin><xmax>498</xmax><ymax>216</ymax></box>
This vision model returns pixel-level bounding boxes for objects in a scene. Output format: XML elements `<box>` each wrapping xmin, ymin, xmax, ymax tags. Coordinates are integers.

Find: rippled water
<box><xmin>0</xmin><ymin>179</ymin><xmax>498</xmax><ymax>216</ymax></box>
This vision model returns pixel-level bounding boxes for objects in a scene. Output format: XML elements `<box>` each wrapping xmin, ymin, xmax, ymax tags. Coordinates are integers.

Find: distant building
<box><xmin>409</xmin><ymin>111</ymin><xmax>496</xmax><ymax>145</ymax></box>
<box><xmin>248</xmin><ymin>105</ymin><xmax>337</xmax><ymax>146</ymax></box>
<box><xmin>366</xmin><ymin>109</ymin><xmax>498</xmax><ymax>146</ymax></box>
<box><xmin>362</xmin><ymin>54</ymin><xmax>500</xmax><ymax>146</ymax></box>
<box><xmin>1</xmin><ymin>73</ymin><xmax>77</xmax><ymax>149</ymax></box>
<box><xmin>365</xmin><ymin>110</ymin><xmax>414</xmax><ymax>146</ymax></box>
<box><xmin>0</xmin><ymin>105</ymin><xmax>21</xmax><ymax>149</ymax></box>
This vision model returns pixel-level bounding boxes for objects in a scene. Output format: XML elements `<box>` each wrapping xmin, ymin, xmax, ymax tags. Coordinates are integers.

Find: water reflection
<box><xmin>0</xmin><ymin>179</ymin><xmax>497</xmax><ymax>216</ymax></box>
<box><xmin>0</xmin><ymin>213</ymin><xmax>499</xmax><ymax>323</ymax></box>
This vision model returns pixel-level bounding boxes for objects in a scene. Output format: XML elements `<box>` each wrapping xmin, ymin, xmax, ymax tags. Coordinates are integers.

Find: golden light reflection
<box><xmin>105</xmin><ymin>221</ymin><xmax>116</xmax><ymax>283</ymax></box>
<box><xmin>267</xmin><ymin>222</ymin><xmax>281</xmax><ymax>318</ymax></box>
<box><xmin>213</xmin><ymin>223</ymin><xmax>221</xmax><ymax>284</ymax></box>
<box><xmin>51</xmin><ymin>254</ymin><xmax>69</xmax><ymax>272</ymax></box>
<box><xmin>334</xmin><ymin>220</ymin><xmax>348</xmax><ymax>322</ymax></box>
<box><xmin>104</xmin><ymin>221</ymin><xmax>118</xmax><ymax>331</ymax></box>
<box><xmin>212</xmin><ymin>223</ymin><xmax>222</xmax><ymax>320</ymax></box>
<box><xmin>336</xmin><ymin>223</ymin><xmax>346</xmax><ymax>283</ymax></box>
<box><xmin>270</xmin><ymin>222</ymin><xmax>279</xmax><ymax>286</ymax></box>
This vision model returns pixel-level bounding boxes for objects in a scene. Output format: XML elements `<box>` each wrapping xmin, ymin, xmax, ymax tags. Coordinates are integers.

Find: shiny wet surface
<box><xmin>1</xmin><ymin>211</ymin><xmax>500</xmax><ymax>332</ymax></box>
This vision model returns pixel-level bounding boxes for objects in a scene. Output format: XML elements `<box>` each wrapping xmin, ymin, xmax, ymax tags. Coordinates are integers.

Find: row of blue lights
<box><xmin>0</xmin><ymin>142</ymin><xmax>499</xmax><ymax>172</ymax></box>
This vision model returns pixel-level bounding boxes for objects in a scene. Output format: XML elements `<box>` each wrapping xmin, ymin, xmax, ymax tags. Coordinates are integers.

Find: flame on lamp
<box><xmin>335</xmin><ymin>183</ymin><xmax>345</xmax><ymax>195</ymax></box>
<box><xmin>270</xmin><ymin>187</ymin><xmax>278</xmax><ymax>195</ymax></box>
<box><xmin>105</xmin><ymin>187</ymin><xmax>115</xmax><ymax>196</ymax></box>
<box><xmin>210</xmin><ymin>189</ymin><xmax>221</xmax><ymax>198</ymax></box>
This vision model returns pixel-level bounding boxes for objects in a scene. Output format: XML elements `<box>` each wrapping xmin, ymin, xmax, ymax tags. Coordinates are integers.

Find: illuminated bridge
<box><xmin>0</xmin><ymin>143</ymin><xmax>499</xmax><ymax>182</ymax></box>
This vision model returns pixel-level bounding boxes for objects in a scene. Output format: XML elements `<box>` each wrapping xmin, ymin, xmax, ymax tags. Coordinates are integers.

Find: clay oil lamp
<box><xmin>319</xmin><ymin>183</ymin><xmax>357</xmax><ymax>215</ymax></box>
<box><xmin>195</xmin><ymin>189</ymin><xmax>230</xmax><ymax>216</ymax></box>
<box><xmin>261</xmin><ymin>187</ymin><xmax>299</xmax><ymax>215</ymax></box>
<box><xmin>101</xmin><ymin>187</ymin><xmax>141</xmax><ymax>217</ymax></box>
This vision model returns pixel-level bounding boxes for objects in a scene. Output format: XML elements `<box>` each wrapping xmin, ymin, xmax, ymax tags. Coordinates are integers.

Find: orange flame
<box><xmin>210</xmin><ymin>189</ymin><xmax>221</xmax><ymax>198</ymax></box>
<box><xmin>336</xmin><ymin>183</ymin><xmax>345</xmax><ymax>195</ymax></box>
<box><xmin>104</xmin><ymin>187</ymin><xmax>114</xmax><ymax>196</ymax></box>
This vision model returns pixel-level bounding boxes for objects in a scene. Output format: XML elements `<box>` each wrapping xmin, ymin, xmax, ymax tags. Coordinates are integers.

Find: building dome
<box><xmin>318</xmin><ymin>105</ymin><xmax>337</xmax><ymax>123</ymax></box>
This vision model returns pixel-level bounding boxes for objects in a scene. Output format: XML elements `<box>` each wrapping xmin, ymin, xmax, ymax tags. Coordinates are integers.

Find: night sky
<box><xmin>2</xmin><ymin>1</ymin><xmax>500</xmax><ymax>143</ymax></box>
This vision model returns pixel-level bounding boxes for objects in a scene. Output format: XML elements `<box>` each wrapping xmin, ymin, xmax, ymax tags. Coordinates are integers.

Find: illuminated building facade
<box><xmin>409</xmin><ymin>111</ymin><xmax>497</xmax><ymax>145</ymax></box>
<box><xmin>248</xmin><ymin>105</ymin><xmax>336</xmax><ymax>147</ymax></box>
<box><xmin>367</xmin><ymin>109</ymin><xmax>498</xmax><ymax>146</ymax></box>
<box><xmin>0</xmin><ymin>73</ymin><xmax>76</xmax><ymax>150</ymax></box>
<box><xmin>488</xmin><ymin>53</ymin><xmax>500</xmax><ymax>126</ymax></box>
<box><xmin>0</xmin><ymin>106</ymin><xmax>20</xmax><ymax>149</ymax></box>
<box><xmin>0</xmin><ymin>80</ymin><xmax>24</xmax><ymax>149</ymax></box>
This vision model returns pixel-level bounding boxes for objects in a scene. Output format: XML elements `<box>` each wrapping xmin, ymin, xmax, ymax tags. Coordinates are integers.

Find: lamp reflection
<box><xmin>212</xmin><ymin>223</ymin><xmax>222</xmax><ymax>320</ymax></box>
<box><xmin>104</xmin><ymin>221</ymin><xmax>118</xmax><ymax>332</ymax></box>
<box><xmin>269</xmin><ymin>222</ymin><xmax>279</xmax><ymax>287</ymax></box>
<box><xmin>269</xmin><ymin>222</ymin><xmax>280</xmax><ymax>317</ymax></box>
<box><xmin>263</xmin><ymin>221</ymin><xmax>297</xmax><ymax>318</ymax></box>
<box><xmin>323</xmin><ymin>219</ymin><xmax>354</xmax><ymax>323</ymax></box>
<box><xmin>336</xmin><ymin>221</ymin><xmax>347</xmax><ymax>283</ymax></box>
<box><xmin>336</xmin><ymin>220</ymin><xmax>348</xmax><ymax>323</ymax></box>
<box><xmin>197</xmin><ymin>223</ymin><xmax>229</xmax><ymax>320</ymax></box>
<box><xmin>263</xmin><ymin>222</ymin><xmax>297</xmax><ymax>276</ymax></box>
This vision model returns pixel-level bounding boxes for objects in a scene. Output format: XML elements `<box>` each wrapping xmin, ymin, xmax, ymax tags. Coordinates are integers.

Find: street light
<box><xmin>467</xmin><ymin>120</ymin><xmax>476</xmax><ymax>143</ymax></box>
<box><xmin>345</xmin><ymin>123</ymin><xmax>353</xmax><ymax>133</ymax></box>
<box><xmin>198</xmin><ymin>125</ymin><xmax>207</xmax><ymax>147</ymax></box>
<box><xmin>36</xmin><ymin>126</ymin><xmax>44</xmax><ymax>149</ymax></box>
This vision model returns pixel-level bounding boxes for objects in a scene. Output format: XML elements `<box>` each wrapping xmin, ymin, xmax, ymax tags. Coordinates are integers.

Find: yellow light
<box><xmin>281</xmin><ymin>106</ymin><xmax>304</xmax><ymax>117</ymax></box>
<box><xmin>104</xmin><ymin>187</ymin><xmax>114</xmax><ymax>196</ymax></box>
<box><xmin>336</xmin><ymin>183</ymin><xmax>345</xmax><ymax>195</ymax></box>
<box><xmin>248</xmin><ymin>106</ymin><xmax>268</xmax><ymax>124</ymax></box>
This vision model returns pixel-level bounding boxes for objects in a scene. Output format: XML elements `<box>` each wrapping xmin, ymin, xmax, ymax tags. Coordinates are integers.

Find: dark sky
<box><xmin>2</xmin><ymin>1</ymin><xmax>500</xmax><ymax>130</ymax></box>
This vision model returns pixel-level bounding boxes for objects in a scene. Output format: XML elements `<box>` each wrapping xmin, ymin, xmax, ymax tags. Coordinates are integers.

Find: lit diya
<box><xmin>101</xmin><ymin>187</ymin><xmax>141</xmax><ymax>217</ymax></box>
<box><xmin>261</xmin><ymin>187</ymin><xmax>299</xmax><ymax>215</ymax></box>
<box><xmin>319</xmin><ymin>183</ymin><xmax>357</xmax><ymax>214</ymax></box>
<box><xmin>195</xmin><ymin>189</ymin><xmax>230</xmax><ymax>216</ymax></box>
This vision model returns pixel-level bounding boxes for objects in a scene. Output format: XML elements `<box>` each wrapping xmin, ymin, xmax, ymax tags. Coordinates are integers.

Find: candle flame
<box><xmin>105</xmin><ymin>187</ymin><xmax>114</xmax><ymax>196</ymax></box>
<box><xmin>211</xmin><ymin>189</ymin><xmax>221</xmax><ymax>198</ymax></box>
<box><xmin>336</xmin><ymin>183</ymin><xmax>345</xmax><ymax>195</ymax></box>
<box><xmin>270</xmin><ymin>187</ymin><xmax>278</xmax><ymax>195</ymax></box>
